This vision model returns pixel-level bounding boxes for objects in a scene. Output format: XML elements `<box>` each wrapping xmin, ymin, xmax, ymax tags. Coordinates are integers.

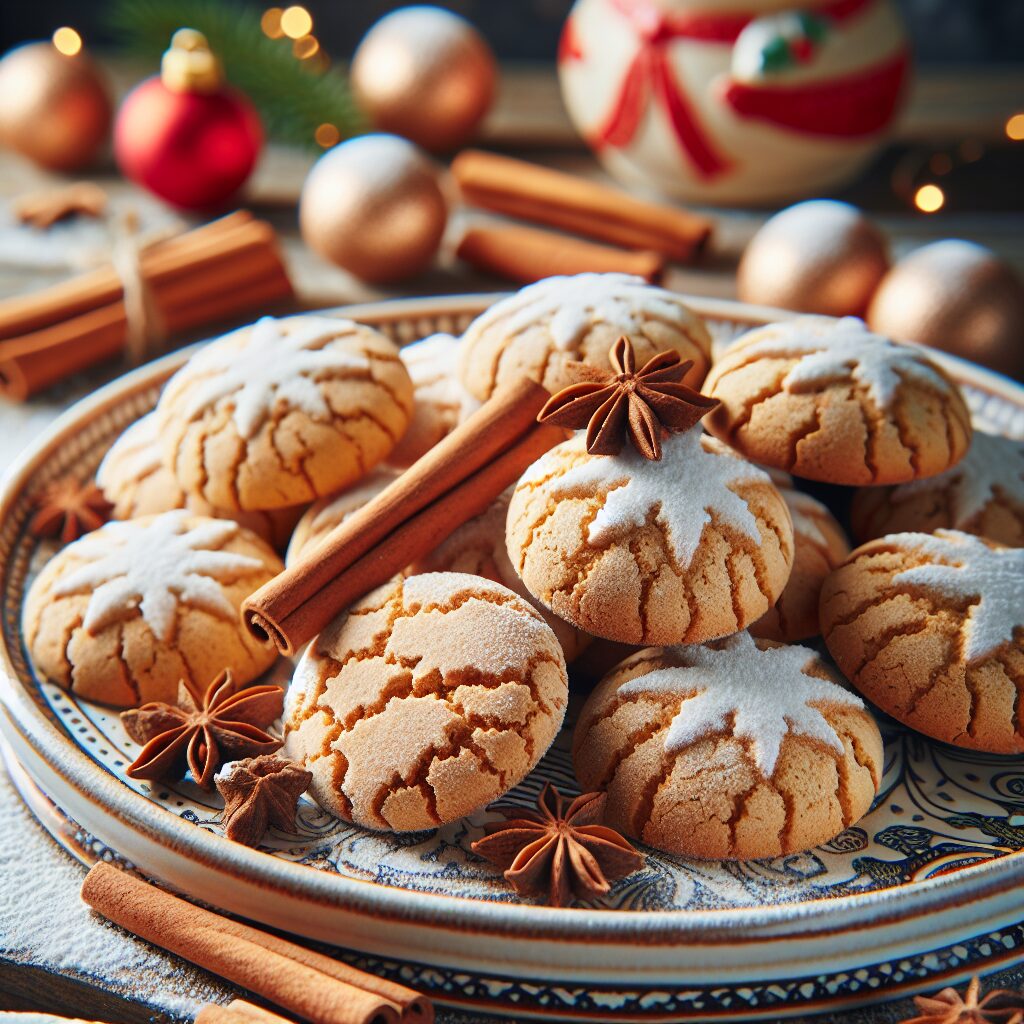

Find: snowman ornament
<box><xmin>558</xmin><ymin>0</ymin><xmax>910</xmax><ymax>205</ymax></box>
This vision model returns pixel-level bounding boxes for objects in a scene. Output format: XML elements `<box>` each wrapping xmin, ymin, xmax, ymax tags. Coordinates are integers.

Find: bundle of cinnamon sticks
<box><xmin>0</xmin><ymin>210</ymin><xmax>293</xmax><ymax>401</ymax></box>
<box><xmin>82</xmin><ymin>862</ymin><xmax>432</xmax><ymax>1024</ymax></box>
<box><xmin>452</xmin><ymin>149</ymin><xmax>713</xmax><ymax>284</ymax></box>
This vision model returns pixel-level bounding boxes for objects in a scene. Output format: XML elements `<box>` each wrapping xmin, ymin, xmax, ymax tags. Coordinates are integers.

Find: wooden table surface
<box><xmin>1</xmin><ymin>61</ymin><xmax>1023</xmax><ymax>1024</ymax></box>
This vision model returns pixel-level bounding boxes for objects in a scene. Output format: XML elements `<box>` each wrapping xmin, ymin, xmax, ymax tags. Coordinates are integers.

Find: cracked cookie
<box><xmin>850</xmin><ymin>430</ymin><xmax>1024</xmax><ymax>547</ymax></box>
<box><xmin>573</xmin><ymin>632</ymin><xmax>883</xmax><ymax>859</ymax></box>
<box><xmin>821</xmin><ymin>529</ymin><xmax>1024</xmax><ymax>753</ymax></box>
<box><xmin>286</xmin><ymin>466</ymin><xmax>401</xmax><ymax>565</ymax></box>
<box><xmin>505</xmin><ymin>426</ymin><xmax>793</xmax><ymax>646</ymax></box>
<box><xmin>98</xmin><ymin>413</ymin><xmax>303</xmax><ymax>551</ymax></box>
<box><xmin>24</xmin><ymin>510</ymin><xmax>282</xmax><ymax>707</ymax></box>
<box><xmin>458</xmin><ymin>273</ymin><xmax>712</xmax><ymax>403</ymax></box>
<box><xmin>750</xmin><ymin>487</ymin><xmax>850</xmax><ymax>642</ymax></box>
<box><xmin>408</xmin><ymin>488</ymin><xmax>590</xmax><ymax>664</ymax></box>
<box><xmin>156</xmin><ymin>315</ymin><xmax>414</xmax><ymax>512</ymax></box>
<box><xmin>388</xmin><ymin>333</ymin><xmax>476</xmax><ymax>468</ymax></box>
<box><xmin>282</xmin><ymin>572</ymin><xmax>569</xmax><ymax>831</ymax></box>
<box><xmin>704</xmin><ymin>316</ymin><xmax>972</xmax><ymax>486</ymax></box>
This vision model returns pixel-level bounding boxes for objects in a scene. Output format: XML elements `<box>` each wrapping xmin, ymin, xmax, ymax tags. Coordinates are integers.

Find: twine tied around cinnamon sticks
<box><xmin>243</xmin><ymin>376</ymin><xmax>566</xmax><ymax>656</ymax></box>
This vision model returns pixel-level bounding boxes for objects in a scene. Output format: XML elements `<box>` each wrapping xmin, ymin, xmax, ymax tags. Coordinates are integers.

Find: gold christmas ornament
<box><xmin>868</xmin><ymin>239</ymin><xmax>1024</xmax><ymax>379</ymax></box>
<box><xmin>299</xmin><ymin>133</ymin><xmax>447</xmax><ymax>284</ymax></box>
<box><xmin>738</xmin><ymin>200</ymin><xmax>890</xmax><ymax>317</ymax></box>
<box><xmin>0</xmin><ymin>37</ymin><xmax>112</xmax><ymax>171</ymax></box>
<box><xmin>351</xmin><ymin>5</ymin><xmax>496</xmax><ymax>153</ymax></box>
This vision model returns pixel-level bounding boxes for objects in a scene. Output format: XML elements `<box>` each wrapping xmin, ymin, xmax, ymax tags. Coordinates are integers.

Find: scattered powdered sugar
<box><xmin>889</xmin><ymin>529</ymin><xmax>1024</xmax><ymax>664</ymax></box>
<box><xmin>889</xmin><ymin>431</ymin><xmax>1024</xmax><ymax>526</ymax></box>
<box><xmin>51</xmin><ymin>510</ymin><xmax>265</xmax><ymax>642</ymax></box>
<box><xmin>782</xmin><ymin>487</ymin><xmax>831</xmax><ymax>548</ymax></box>
<box><xmin>400</xmin><ymin>333</ymin><xmax>471</xmax><ymax>412</ymax></box>
<box><xmin>178</xmin><ymin>316</ymin><xmax>374</xmax><ymax>439</ymax></box>
<box><xmin>467</xmin><ymin>273</ymin><xmax>698</xmax><ymax>351</ymax></box>
<box><xmin>619</xmin><ymin>632</ymin><xmax>863</xmax><ymax>777</ymax></box>
<box><xmin>738</xmin><ymin>316</ymin><xmax>952</xmax><ymax>410</ymax></box>
<box><xmin>96</xmin><ymin>412</ymin><xmax>164</xmax><ymax>486</ymax></box>
<box><xmin>400</xmin><ymin>570</ymin><xmax>521</xmax><ymax>615</ymax></box>
<box><xmin>533</xmin><ymin>428</ymin><xmax>770</xmax><ymax>568</ymax></box>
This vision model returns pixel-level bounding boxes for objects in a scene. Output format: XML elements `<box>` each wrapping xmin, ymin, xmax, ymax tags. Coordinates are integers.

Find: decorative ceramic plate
<box><xmin>1</xmin><ymin>295</ymin><xmax>1023</xmax><ymax>1022</ymax></box>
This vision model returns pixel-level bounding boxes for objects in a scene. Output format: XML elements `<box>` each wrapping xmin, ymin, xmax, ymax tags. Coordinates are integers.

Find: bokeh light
<box><xmin>914</xmin><ymin>184</ymin><xmax>945</xmax><ymax>213</ymax></box>
<box><xmin>261</xmin><ymin>8</ymin><xmax>284</xmax><ymax>39</ymax></box>
<box><xmin>1006</xmin><ymin>113</ymin><xmax>1024</xmax><ymax>141</ymax></box>
<box><xmin>52</xmin><ymin>27</ymin><xmax>82</xmax><ymax>56</ymax></box>
<box><xmin>280</xmin><ymin>6</ymin><xmax>313</xmax><ymax>39</ymax></box>
<box><xmin>315</xmin><ymin>123</ymin><xmax>341</xmax><ymax>148</ymax></box>
<box><xmin>293</xmin><ymin>35</ymin><xmax>319</xmax><ymax>59</ymax></box>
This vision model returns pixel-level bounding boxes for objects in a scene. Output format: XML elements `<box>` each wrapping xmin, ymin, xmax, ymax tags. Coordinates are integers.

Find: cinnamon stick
<box><xmin>452</xmin><ymin>149</ymin><xmax>712</xmax><ymax>261</ymax></box>
<box><xmin>82</xmin><ymin>862</ymin><xmax>432</xmax><ymax>1024</ymax></box>
<box><xmin>196</xmin><ymin>1000</ymin><xmax>296</xmax><ymax>1024</ymax></box>
<box><xmin>457</xmin><ymin>223</ymin><xmax>664</xmax><ymax>284</ymax></box>
<box><xmin>243</xmin><ymin>377</ymin><xmax>565</xmax><ymax>655</ymax></box>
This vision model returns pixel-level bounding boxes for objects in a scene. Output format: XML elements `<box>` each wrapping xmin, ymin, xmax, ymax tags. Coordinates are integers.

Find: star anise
<box><xmin>121</xmin><ymin>671</ymin><xmax>284</xmax><ymax>790</ymax></box>
<box><xmin>471</xmin><ymin>783</ymin><xmax>644</xmax><ymax>907</ymax></box>
<box><xmin>537</xmin><ymin>335</ymin><xmax>719</xmax><ymax>461</ymax></box>
<box><xmin>13</xmin><ymin>182</ymin><xmax>107</xmax><ymax>230</ymax></box>
<box><xmin>215</xmin><ymin>754</ymin><xmax>312</xmax><ymax>847</ymax></box>
<box><xmin>28</xmin><ymin>476</ymin><xmax>113</xmax><ymax>544</ymax></box>
<box><xmin>901</xmin><ymin>976</ymin><xmax>1024</xmax><ymax>1024</ymax></box>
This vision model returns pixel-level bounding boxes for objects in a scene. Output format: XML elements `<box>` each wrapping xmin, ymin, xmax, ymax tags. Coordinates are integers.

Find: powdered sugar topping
<box><xmin>525</xmin><ymin>427</ymin><xmax>771</xmax><ymax>567</ymax></box>
<box><xmin>889</xmin><ymin>529</ymin><xmax>1024</xmax><ymax>664</ymax></box>
<box><xmin>619</xmin><ymin>632</ymin><xmax>862</xmax><ymax>777</ymax></box>
<box><xmin>889</xmin><ymin>431</ymin><xmax>1024</xmax><ymax>526</ymax></box>
<box><xmin>51</xmin><ymin>510</ymin><xmax>267</xmax><ymax>642</ymax></box>
<box><xmin>97</xmin><ymin>412</ymin><xmax>164</xmax><ymax>485</ymax></box>
<box><xmin>468</xmin><ymin>273</ymin><xmax>701</xmax><ymax>351</ymax></box>
<box><xmin>401</xmin><ymin>333</ymin><xmax>471</xmax><ymax>412</ymax></box>
<box><xmin>738</xmin><ymin>316</ymin><xmax>952</xmax><ymax>410</ymax></box>
<box><xmin>177</xmin><ymin>315</ymin><xmax>374</xmax><ymax>439</ymax></box>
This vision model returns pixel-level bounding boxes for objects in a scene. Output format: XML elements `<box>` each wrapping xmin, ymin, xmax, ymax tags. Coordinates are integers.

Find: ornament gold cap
<box><xmin>161</xmin><ymin>28</ymin><xmax>223</xmax><ymax>93</ymax></box>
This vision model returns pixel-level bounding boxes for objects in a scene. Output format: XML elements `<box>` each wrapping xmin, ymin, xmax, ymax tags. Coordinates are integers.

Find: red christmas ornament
<box><xmin>114</xmin><ymin>29</ymin><xmax>262</xmax><ymax>211</ymax></box>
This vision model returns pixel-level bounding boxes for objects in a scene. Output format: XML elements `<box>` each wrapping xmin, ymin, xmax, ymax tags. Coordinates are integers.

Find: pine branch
<box><xmin>105</xmin><ymin>0</ymin><xmax>364</xmax><ymax>148</ymax></box>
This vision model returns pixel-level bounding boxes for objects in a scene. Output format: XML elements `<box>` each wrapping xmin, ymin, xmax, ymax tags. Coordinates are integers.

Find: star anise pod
<box><xmin>901</xmin><ymin>976</ymin><xmax>1024</xmax><ymax>1024</ymax></box>
<box><xmin>471</xmin><ymin>783</ymin><xmax>644</xmax><ymax>907</ymax></box>
<box><xmin>537</xmin><ymin>335</ymin><xmax>719</xmax><ymax>461</ymax></box>
<box><xmin>28</xmin><ymin>476</ymin><xmax>113</xmax><ymax>544</ymax></box>
<box><xmin>215</xmin><ymin>754</ymin><xmax>312</xmax><ymax>847</ymax></box>
<box><xmin>121</xmin><ymin>671</ymin><xmax>284</xmax><ymax>790</ymax></box>
<box><xmin>13</xmin><ymin>182</ymin><xmax>107</xmax><ymax>230</ymax></box>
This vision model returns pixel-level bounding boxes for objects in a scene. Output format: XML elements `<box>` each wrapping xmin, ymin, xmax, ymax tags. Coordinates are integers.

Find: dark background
<box><xmin>2</xmin><ymin>0</ymin><xmax>1024</xmax><ymax>65</ymax></box>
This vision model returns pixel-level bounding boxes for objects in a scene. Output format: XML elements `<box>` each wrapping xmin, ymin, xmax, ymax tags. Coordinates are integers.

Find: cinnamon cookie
<box><xmin>704</xmin><ymin>316</ymin><xmax>972</xmax><ymax>485</ymax></box>
<box><xmin>283</xmin><ymin>572</ymin><xmax>568</xmax><ymax>831</ymax></box>
<box><xmin>821</xmin><ymin>529</ymin><xmax>1024</xmax><ymax>753</ymax></box>
<box><xmin>388</xmin><ymin>333</ymin><xmax>473</xmax><ymax>467</ymax></box>
<box><xmin>750</xmin><ymin>487</ymin><xmax>850</xmax><ymax>642</ymax></box>
<box><xmin>286</xmin><ymin>466</ymin><xmax>400</xmax><ymax>565</ymax></box>
<box><xmin>573</xmin><ymin>632</ymin><xmax>882</xmax><ymax>859</ymax></box>
<box><xmin>24</xmin><ymin>510</ymin><xmax>282</xmax><ymax>707</ymax></box>
<box><xmin>157</xmin><ymin>315</ymin><xmax>414</xmax><ymax>511</ymax></box>
<box><xmin>850</xmin><ymin>430</ymin><xmax>1024</xmax><ymax>547</ymax></box>
<box><xmin>409</xmin><ymin>488</ymin><xmax>590</xmax><ymax>663</ymax></box>
<box><xmin>459</xmin><ymin>273</ymin><xmax>712</xmax><ymax>402</ymax></box>
<box><xmin>98</xmin><ymin>413</ymin><xmax>302</xmax><ymax>551</ymax></box>
<box><xmin>506</xmin><ymin>426</ymin><xmax>793</xmax><ymax>646</ymax></box>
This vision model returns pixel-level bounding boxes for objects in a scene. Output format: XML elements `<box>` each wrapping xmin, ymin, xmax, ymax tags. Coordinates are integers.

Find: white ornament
<box><xmin>890</xmin><ymin>530</ymin><xmax>1024</xmax><ymax>664</ymax></box>
<box><xmin>52</xmin><ymin>510</ymin><xmax>266</xmax><ymax>642</ymax></box>
<box><xmin>524</xmin><ymin>427</ymin><xmax>770</xmax><ymax>568</ymax></box>
<box><xmin>465</xmin><ymin>273</ymin><xmax>699</xmax><ymax>352</ymax></box>
<box><xmin>619</xmin><ymin>632</ymin><xmax>863</xmax><ymax>777</ymax></box>
<box><xmin>740</xmin><ymin>316</ymin><xmax>951</xmax><ymax>410</ymax></box>
<box><xmin>889</xmin><ymin>431</ymin><xmax>1024</xmax><ymax>526</ymax></box>
<box><xmin>180</xmin><ymin>316</ymin><xmax>373</xmax><ymax>439</ymax></box>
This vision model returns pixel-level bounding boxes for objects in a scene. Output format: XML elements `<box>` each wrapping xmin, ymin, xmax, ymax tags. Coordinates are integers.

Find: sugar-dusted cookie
<box><xmin>388</xmin><ymin>333</ymin><xmax>474</xmax><ymax>468</ymax></box>
<box><xmin>850</xmin><ymin>431</ymin><xmax>1024</xmax><ymax>547</ymax></box>
<box><xmin>459</xmin><ymin>273</ymin><xmax>712</xmax><ymax>402</ymax></box>
<box><xmin>750</xmin><ymin>487</ymin><xmax>850</xmax><ymax>642</ymax></box>
<box><xmin>409</xmin><ymin>488</ymin><xmax>590</xmax><ymax>663</ymax></box>
<box><xmin>283</xmin><ymin>572</ymin><xmax>568</xmax><ymax>831</ymax></box>
<box><xmin>97</xmin><ymin>413</ymin><xmax>302</xmax><ymax>551</ymax></box>
<box><xmin>157</xmin><ymin>315</ymin><xmax>414</xmax><ymax>511</ymax></box>
<box><xmin>704</xmin><ymin>316</ymin><xmax>972</xmax><ymax>485</ymax></box>
<box><xmin>286</xmin><ymin>466</ymin><xmax>400</xmax><ymax>565</ymax></box>
<box><xmin>574</xmin><ymin>632</ymin><xmax>882</xmax><ymax>859</ymax></box>
<box><xmin>24</xmin><ymin>511</ymin><xmax>282</xmax><ymax>707</ymax></box>
<box><xmin>506</xmin><ymin>426</ymin><xmax>793</xmax><ymax>646</ymax></box>
<box><xmin>821</xmin><ymin>529</ymin><xmax>1024</xmax><ymax>753</ymax></box>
